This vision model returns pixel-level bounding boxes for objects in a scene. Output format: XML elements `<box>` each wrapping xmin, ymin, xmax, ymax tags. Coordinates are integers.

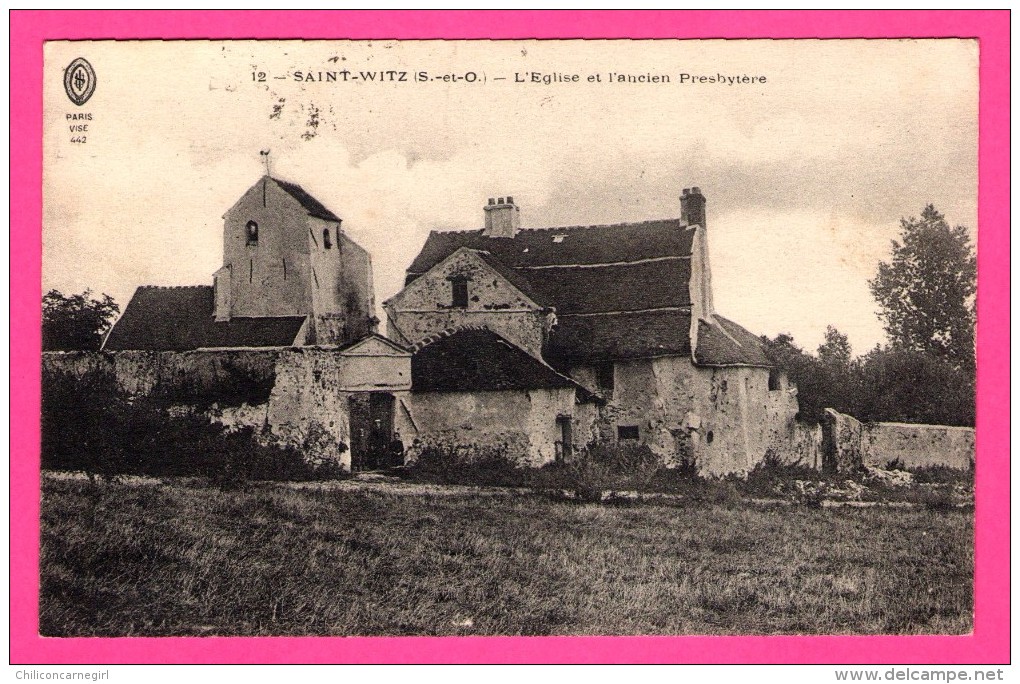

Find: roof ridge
<box><xmin>428</xmin><ymin>219</ymin><xmax>684</xmax><ymax>236</ymax></box>
<box><xmin>519</xmin><ymin>218</ymin><xmax>682</xmax><ymax>233</ymax></box>
<box><xmin>137</xmin><ymin>284</ymin><xmax>211</xmax><ymax>290</ymax></box>
<box><xmin>431</xmin><ymin>228</ymin><xmax>484</xmax><ymax>235</ymax></box>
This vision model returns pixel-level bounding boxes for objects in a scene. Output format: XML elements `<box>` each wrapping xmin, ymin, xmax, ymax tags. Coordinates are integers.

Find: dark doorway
<box><xmin>349</xmin><ymin>392</ymin><xmax>396</xmax><ymax>471</ymax></box>
<box><xmin>556</xmin><ymin>415</ymin><xmax>573</xmax><ymax>462</ymax></box>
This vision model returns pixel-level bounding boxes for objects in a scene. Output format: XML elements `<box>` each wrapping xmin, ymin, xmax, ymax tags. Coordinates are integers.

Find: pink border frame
<box><xmin>10</xmin><ymin>10</ymin><xmax>1009</xmax><ymax>664</ymax></box>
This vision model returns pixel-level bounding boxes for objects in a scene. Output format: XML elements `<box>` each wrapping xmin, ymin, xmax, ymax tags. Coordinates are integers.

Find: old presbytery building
<box><xmin>95</xmin><ymin>176</ymin><xmax>801</xmax><ymax>475</ymax></box>
<box><xmin>385</xmin><ymin>189</ymin><xmax>800</xmax><ymax>475</ymax></box>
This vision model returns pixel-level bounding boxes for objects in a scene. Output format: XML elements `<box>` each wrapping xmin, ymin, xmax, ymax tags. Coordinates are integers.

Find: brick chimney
<box><xmin>483</xmin><ymin>196</ymin><xmax>520</xmax><ymax>238</ymax></box>
<box><xmin>680</xmin><ymin>187</ymin><xmax>706</xmax><ymax>228</ymax></box>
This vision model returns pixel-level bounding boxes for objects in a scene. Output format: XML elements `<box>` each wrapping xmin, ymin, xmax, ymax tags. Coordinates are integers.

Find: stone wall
<box><xmin>54</xmin><ymin>349</ymin><xmax>973</xmax><ymax>478</ymax></box>
<box><xmin>43</xmin><ymin>347</ymin><xmax>411</xmax><ymax>470</ymax></box>
<box><xmin>821</xmin><ymin>408</ymin><xmax>974</xmax><ymax>471</ymax></box>
<box><xmin>781</xmin><ymin>420</ymin><xmax>824</xmax><ymax>470</ymax></box>
<box><xmin>863</xmin><ymin>420</ymin><xmax>974</xmax><ymax>470</ymax></box>
<box><xmin>43</xmin><ymin>349</ymin><xmax>279</xmax><ymax>405</ymax></box>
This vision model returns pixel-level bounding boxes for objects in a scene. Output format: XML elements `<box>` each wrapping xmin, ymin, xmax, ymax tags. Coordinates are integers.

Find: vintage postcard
<box><xmin>13</xmin><ymin>11</ymin><xmax>1009</xmax><ymax>666</ymax></box>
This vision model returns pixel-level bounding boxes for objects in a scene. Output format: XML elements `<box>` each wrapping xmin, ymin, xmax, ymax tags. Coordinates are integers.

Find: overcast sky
<box><xmin>42</xmin><ymin>39</ymin><xmax>977</xmax><ymax>354</ymax></box>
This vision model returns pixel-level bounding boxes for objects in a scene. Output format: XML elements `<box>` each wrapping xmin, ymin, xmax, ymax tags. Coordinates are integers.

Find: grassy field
<box><xmin>40</xmin><ymin>474</ymin><xmax>973</xmax><ymax>636</ymax></box>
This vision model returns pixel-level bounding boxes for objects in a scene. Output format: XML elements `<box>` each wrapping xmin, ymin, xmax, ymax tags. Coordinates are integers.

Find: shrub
<box><xmin>741</xmin><ymin>449</ymin><xmax>819</xmax><ymax>499</ymax></box>
<box><xmin>908</xmin><ymin>465</ymin><xmax>973</xmax><ymax>485</ymax></box>
<box><xmin>582</xmin><ymin>441</ymin><xmax>662</xmax><ymax>475</ymax></box>
<box><xmin>41</xmin><ymin>370</ymin><xmax>345</xmax><ymax>482</ymax></box>
<box><xmin>404</xmin><ymin>444</ymin><xmax>523</xmax><ymax>487</ymax></box>
<box><xmin>42</xmin><ymin>370</ymin><xmax>139</xmax><ymax>480</ymax></box>
<box><xmin>403</xmin><ymin>440</ymin><xmax>710</xmax><ymax>503</ymax></box>
<box><xmin>148</xmin><ymin>355</ymin><xmax>277</xmax><ymax>409</ymax></box>
<box><xmin>538</xmin><ymin>442</ymin><xmax>713</xmax><ymax>503</ymax></box>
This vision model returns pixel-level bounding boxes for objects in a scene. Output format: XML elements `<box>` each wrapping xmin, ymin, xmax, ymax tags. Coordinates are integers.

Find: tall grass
<box><xmin>40</xmin><ymin>475</ymin><xmax>973</xmax><ymax>637</ymax></box>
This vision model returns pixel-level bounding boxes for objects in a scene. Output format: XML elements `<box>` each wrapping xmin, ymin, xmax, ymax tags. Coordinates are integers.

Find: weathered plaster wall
<box><xmin>309</xmin><ymin>227</ymin><xmax>376</xmax><ymax>344</ymax></box>
<box><xmin>779</xmin><ymin>420</ymin><xmax>824</xmax><ymax>470</ymax></box>
<box><xmin>821</xmin><ymin>409</ymin><xmax>975</xmax><ymax>471</ymax></box>
<box><xmin>397</xmin><ymin>387</ymin><xmax>590</xmax><ymax>466</ymax></box>
<box><xmin>583</xmin><ymin>356</ymin><xmax>803</xmax><ymax>476</ymax></box>
<box><xmin>331</xmin><ymin>355</ymin><xmax>410</xmax><ymax>392</ymax></box>
<box><xmin>820</xmin><ymin>408</ymin><xmax>863</xmax><ymax>472</ymax></box>
<box><xmin>385</xmin><ymin>249</ymin><xmax>551</xmax><ymax>357</ymax></box>
<box><xmin>338</xmin><ymin>233</ymin><xmax>376</xmax><ymax>341</ymax></box>
<box><xmin>261</xmin><ymin>348</ymin><xmax>408</xmax><ymax>468</ymax></box>
<box><xmin>209</xmin><ymin>402</ymin><xmax>270</xmax><ymax>433</ymax></box>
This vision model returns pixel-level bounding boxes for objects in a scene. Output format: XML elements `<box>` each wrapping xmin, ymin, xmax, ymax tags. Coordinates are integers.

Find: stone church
<box><xmin>105</xmin><ymin>176</ymin><xmax>377</xmax><ymax>352</ymax></box>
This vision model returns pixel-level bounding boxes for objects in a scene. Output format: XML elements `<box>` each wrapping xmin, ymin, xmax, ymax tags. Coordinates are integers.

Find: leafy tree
<box><xmin>763</xmin><ymin>329</ymin><xmax>974</xmax><ymax>427</ymax></box>
<box><xmin>855</xmin><ymin>347</ymin><xmax>975</xmax><ymax>427</ymax></box>
<box><xmin>817</xmin><ymin>325</ymin><xmax>852</xmax><ymax>370</ymax></box>
<box><xmin>815</xmin><ymin>325</ymin><xmax>861</xmax><ymax>415</ymax></box>
<box><xmin>42</xmin><ymin>289</ymin><xmax>119</xmax><ymax>351</ymax></box>
<box><xmin>869</xmin><ymin>205</ymin><xmax>976</xmax><ymax>371</ymax></box>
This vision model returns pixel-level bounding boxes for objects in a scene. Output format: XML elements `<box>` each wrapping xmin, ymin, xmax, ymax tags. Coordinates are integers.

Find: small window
<box><xmin>618</xmin><ymin>425</ymin><xmax>639</xmax><ymax>441</ymax></box>
<box><xmin>245</xmin><ymin>220</ymin><xmax>258</xmax><ymax>245</ymax></box>
<box><xmin>596</xmin><ymin>362</ymin><xmax>614</xmax><ymax>394</ymax></box>
<box><xmin>706</xmin><ymin>430</ymin><xmax>714</xmax><ymax>444</ymax></box>
<box><xmin>768</xmin><ymin>368</ymin><xmax>782</xmax><ymax>391</ymax></box>
<box><xmin>451</xmin><ymin>278</ymin><xmax>469</xmax><ymax>308</ymax></box>
<box><xmin>322</xmin><ymin>228</ymin><xmax>332</xmax><ymax>249</ymax></box>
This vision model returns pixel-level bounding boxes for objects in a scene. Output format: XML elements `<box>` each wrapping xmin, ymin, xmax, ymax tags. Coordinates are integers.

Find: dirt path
<box><xmin>42</xmin><ymin>470</ymin><xmax>970</xmax><ymax>509</ymax></box>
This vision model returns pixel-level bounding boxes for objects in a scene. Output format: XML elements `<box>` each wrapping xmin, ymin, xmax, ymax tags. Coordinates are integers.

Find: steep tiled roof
<box><xmin>693</xmin><ymin>316</ymin><xmax>771</xmax><ymax>367</ymax></box>
<box><xmin>545</xmin><ymin>310</ymin><xmax>693</xmax><ymax>365</ymax></box>
<box><xmin>403</xmin><ymin>214</ymin><xmax>773</xmax><ymax>367</ymax></box>
<box><xmin>407</xmin><ymin>220</ymin><xmax>694</xmax><ymax>275</ymax></box>
<box><xmin>412</xmin><ymin>328</ymin><xmax>593</xmax><ymax>398</ymax></box>
<box><xmin>272</xmin><ymin>178</ymin><xmax>341</xmax><ymax>222</ymax></box>
<box><xmin>103</xmin><ymin>286</ymin><xmax>306</xmax><ymax>351</ymax></box>
<box><xmin>526</xmin><ymin>260</ymin><xmax>691</xmax><ymax>314</ymax></box>
<box><xmin>407</xmin><ymin>222</ymin><xmax>693</xmax><ymax>312</ymax></box>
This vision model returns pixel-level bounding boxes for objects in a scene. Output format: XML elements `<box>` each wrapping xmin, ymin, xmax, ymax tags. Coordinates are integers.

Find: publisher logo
<box><xmin>64</xmin><ymin>58</ymin><xmax>96</xmax><ymax>106</ymax></box>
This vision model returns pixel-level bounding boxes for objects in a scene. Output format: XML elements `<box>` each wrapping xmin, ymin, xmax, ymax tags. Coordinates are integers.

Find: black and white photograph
<box><xmin>40</xmin><ymin>38</ymin><xmax>977</xmax><ymax>638</ymax></box>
